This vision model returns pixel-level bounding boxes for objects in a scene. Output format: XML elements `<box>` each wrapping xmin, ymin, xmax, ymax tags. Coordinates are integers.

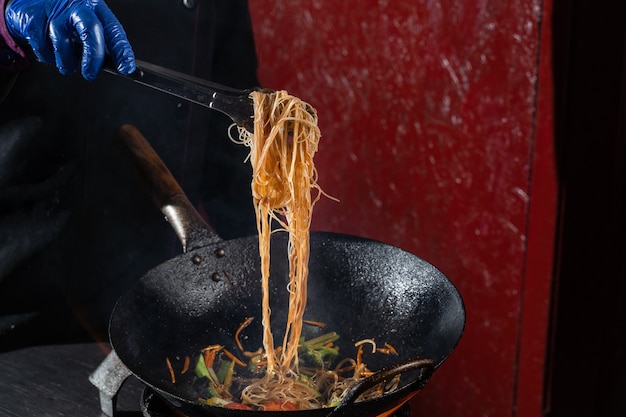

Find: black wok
<box><xmin>99</xmin><ymin>125</ymin><xmax>465</xmax><ymax>417</ymax></box>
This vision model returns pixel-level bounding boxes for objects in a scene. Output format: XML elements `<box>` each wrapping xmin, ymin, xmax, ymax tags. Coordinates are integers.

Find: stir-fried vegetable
<box><xmin>300</xmin><ymin>332</ymin><xmax>340</xmax><ymax>368</ymax></box>
<box><xmin>166</xmin><ymin>321</ymin><xmax>399</xmax><ymax>411</ymax></box>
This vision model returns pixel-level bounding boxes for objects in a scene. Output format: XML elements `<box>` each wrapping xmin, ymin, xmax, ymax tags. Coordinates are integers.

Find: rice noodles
<box><xmin>234</xmin><ymin>90</ymin><xmax>324</xmax><ymax>407</ymax></box>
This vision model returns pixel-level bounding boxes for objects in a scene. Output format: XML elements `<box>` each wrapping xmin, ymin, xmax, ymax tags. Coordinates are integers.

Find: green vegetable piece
<box><xmin>299</xmin><ymin>332</ymin><xmax>341</xmax><ymax>367</ymax></box>
<box><xmin>303</xmin><ymin>345</ymin><xmax>339</xmax><ymax>367</ymax></box>
<box><xmin>195</xmin><ymin>355</ymin><xmax>213</xmax><ymax>381</ymax></box>
<box><xmin>301</xmin><ymin>332</ymin><xmax>339</xmax><ymax>348</ymax></box>
<box><xmin>206</xmin><ymin>386</ymin><xmax>220</xmax><ymax>398</ymax></box>
<box><xmin>216</xmin><ymin>359</ymin><xmax>231</xmax><ymax>384</ymax></box>
<box><xmin>223</xmin><ymin>360</ymin><xmax>236</xmax><ymax>390</ymax></box>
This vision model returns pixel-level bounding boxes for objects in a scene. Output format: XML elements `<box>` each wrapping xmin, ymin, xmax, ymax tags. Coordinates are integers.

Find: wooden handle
<box><xmin>116</xmin><ymin>124</ymin><xmax>222</xmax><ymax>251</ymax></box>
<box><xmin>117</xmin><ymin>124</ymin><xmax>184</xmax><ymax>207</ymax></box>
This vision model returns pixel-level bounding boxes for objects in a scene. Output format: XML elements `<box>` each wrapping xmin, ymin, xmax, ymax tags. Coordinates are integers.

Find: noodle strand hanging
<box><xmin>235</xmin><ymin>90</ymin><xmax>323</xmax><ymax>406</ymax></box>
<box><xmin>241</xmin><ymin>90</ymin><xmax>322</xmax><ymax>370</ymax></box>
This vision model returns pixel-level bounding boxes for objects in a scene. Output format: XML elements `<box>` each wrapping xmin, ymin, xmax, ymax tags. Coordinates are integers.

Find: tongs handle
<box><xmin>104</xmin><ymin>59</ymin><xmax>255</xmax><ymax>132</ymax></box>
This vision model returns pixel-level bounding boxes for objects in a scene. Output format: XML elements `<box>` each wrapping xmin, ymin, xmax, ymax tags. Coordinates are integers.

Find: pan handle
<box><xmin>327</xmin><ymin>357</ymin><xmax>435</xmax><ymax>417</ymax></box>
<box><xmin>116</xmin><ymin>124</ymin><xmax>221</xmax><ymax>251</ymax></box>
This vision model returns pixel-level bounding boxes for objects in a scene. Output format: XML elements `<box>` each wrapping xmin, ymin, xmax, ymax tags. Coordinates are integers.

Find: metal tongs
<box><xmin>103</xmin><ymin>59</ymin><xmax>256</xmax><ymax>132</ymax></box>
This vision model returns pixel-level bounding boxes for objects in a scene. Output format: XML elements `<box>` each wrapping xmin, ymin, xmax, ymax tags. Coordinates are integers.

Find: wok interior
<box><xmin>110</xmin><ymin>231</ymin><xmax>465</xmax><ymax>408</ymax></box>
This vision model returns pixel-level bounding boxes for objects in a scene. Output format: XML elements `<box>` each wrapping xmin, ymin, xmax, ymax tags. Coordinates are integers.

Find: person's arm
<box><xmin>2</xmin><ymin>0</ymin><xmax>135</xmax><ymax>81</ymax></box>
<box><xmin>0</xmin><ymin>0</ymin><xmax>28</xmax><ymax>74</ymax></box>
<box><xmin>0</xmin><ymin>0</ymin><xmax>27</xmax><ymax>102</ymax></box>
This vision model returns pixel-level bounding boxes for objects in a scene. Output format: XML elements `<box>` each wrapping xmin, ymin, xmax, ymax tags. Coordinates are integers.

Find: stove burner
<box><xmin>140</xmin><ymin>388</ymin><xmax>411</xmax><ymax>417</ymax></box>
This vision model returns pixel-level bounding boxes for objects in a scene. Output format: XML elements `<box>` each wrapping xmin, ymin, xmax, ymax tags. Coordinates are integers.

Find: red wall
<box><xmin>248</xmin><ymin>1</ymin><xmax>556</xmax><ymax>416</ymax></box>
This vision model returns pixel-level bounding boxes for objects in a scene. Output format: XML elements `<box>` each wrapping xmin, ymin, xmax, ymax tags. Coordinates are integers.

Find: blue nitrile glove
<box><xmin>4</xmin><ymin>0</ymin><xmax>135</xmax><ymax>80</ymax></box>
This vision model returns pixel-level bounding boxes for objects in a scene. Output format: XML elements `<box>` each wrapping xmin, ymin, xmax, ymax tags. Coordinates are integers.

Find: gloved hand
<box><xmin>4</xmin><ymin>0</ymin><xmax>135</xmax><ymax>80</ymax></box>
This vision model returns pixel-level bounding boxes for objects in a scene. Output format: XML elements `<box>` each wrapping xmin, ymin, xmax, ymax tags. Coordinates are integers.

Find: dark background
<box><xmin>548</xmin><ymin>0</ymin><xmax>626</xmax><ymax>416</ymax></box>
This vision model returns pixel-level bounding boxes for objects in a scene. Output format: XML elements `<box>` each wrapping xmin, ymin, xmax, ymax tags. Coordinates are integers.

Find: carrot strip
<box><xmin>235</xmin><ymin>317</ymin><xmax>254</xmax><ymax>352</ymax></box>
<box><xmin>201</xmin><ymin>344</ymin><xmax>224</xmax><ymax>352</ymax></box>
<box><xmin>356</xmin><ymin>345</ymin><xmax>364</xmax><ymax>367</ymax></box>
<box><xmin>303</xmin><ymin>319</ymin><xmax>326</xmax><ymax>328</ymax></box>
<box><xmin>204</xmin><ymin>349</ymin><xmax>218</xmax><ymax>369</ymax></box>
<box><xmin>223</xmin><ymin>348</ymin><xmax>247</xmax><ymax>367</ymax></box>
<box><xmin>165</xmin><ymin>357</ymin><xmax>176</xmax><ymax>383</ymax></box>
<box><xmin>385</xmin><ymin>343</ymin><xmax>398</xmax><ymax>355</ymax></box>
<box><xmin>181</xmin><ymin>356</ymin><xmax>191</xmax><ymax>374</ymax></box>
